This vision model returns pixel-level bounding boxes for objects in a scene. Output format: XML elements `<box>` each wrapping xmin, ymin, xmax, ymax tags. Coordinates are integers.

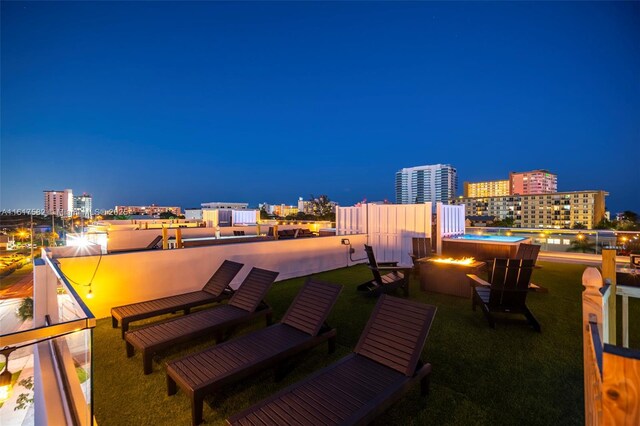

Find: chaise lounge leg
<box><xmin>126</xmin><ymin>342</ymin><xmax>134</xmax><ymax>358</ymax></box>
<box><xmin>421</xmin><ymin>375</ymin><xmax>430</xmax><ymax>396</ymax></box>
<box><xmin>328</xmin><ymin>335</ymin><xmax>336</xmax><ymax>354</ymax></box>
<box><xmin>143</xmin><ymin>352</ymin><xmax>153</xmax><ymax>375</ymax></box>
<box><xmin>266</xmin><ymin>312</ymin><xmax>273</xmax><ymax>326</ymax></box>
<box><xmin>192</xmin><ymin>395</ymin><xmax>204</xmax><ymax>426</ymax></box>
<box><xmin>121</xmin><ymin>322</ymin><xmax>129</xmax><ymax>340</ymax></box>
<box><xmin>112</xmin><ymin>316</ymin><xmax>118</xmax><ymax>328</ymax></box>
<box><xmin>167</xmin><ymin>375</ymin><xmax>177</xmax><ymax>396</ymax></box>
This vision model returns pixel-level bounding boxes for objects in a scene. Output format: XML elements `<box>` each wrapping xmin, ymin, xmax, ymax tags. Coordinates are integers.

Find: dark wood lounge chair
<box><xmin>357</xmin><ymin>244</ymin><xmax>411</xmax><ymax>297</ymax></box>
<box><xmin>296</xmin><ymin>228</ymin><xmax>315</xmax><ymax>238</ymax></box>
<box><xmin>514</xmin><ymin>243</ymin><xmax>540</xmax><ymax>264</ymax></box>
<box><xmin>468</xmin><ymin>258</ymin><xmax>541</xmax><ymax>331</ymax></box>
<box><xmin>514</xmin><ymin>243</ymin><xmax>546</xmax><ymax>292</ymax></box>
<box><xmin>111</xmin><ymin>260</ymin><xmax>244</xmax><ymax>338</ymax></box>
<box><xmin>227</xmin><ymin>295</ymin><xmax>437</xmax><ymax>426</ymax></box>
<box><xmin>166</xmin><ymin>278</ymin><xmax>343</xmax><ymax>425</ymax></box>
<box><xmin>124</xmin><ymin>267</ymin><xmax>279</xmax><ymax>374</ymax></box>
<box><xmin>409</xmin><ymin>237</ymin><xmax>433</xmax><ymax>275</ymax></box>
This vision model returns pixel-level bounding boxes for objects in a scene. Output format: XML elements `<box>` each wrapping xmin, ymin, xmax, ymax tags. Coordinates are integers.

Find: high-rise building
<box><xmin>73</xmin><ymin>193</ymin><xmax>93</xmax><ymax>218</ymax></box>
<box><xmin>510</xmin><ymin>170</ymin><xmax>557</xmax><ymax>195</ymax></box>
<box><xmin>455</xmin><ymin>190</ymin><xmax>607</xmax><ymax>229</ymax></box>
<box><xmin>44</xmin><ymin>189</ymin><xmax>73</xmax><ymax>216</ymax></box>
<box><xmin>463</xmin><ymin>180</ymin><xmax>510</xmax><ymax>198</ymax></box>
<box><xmin>395</xmin><ymin>164</ymin><xmax>457</xmax><ymax>204</ymax></box>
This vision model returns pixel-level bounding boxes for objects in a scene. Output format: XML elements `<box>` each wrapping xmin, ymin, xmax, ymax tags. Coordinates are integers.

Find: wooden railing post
<box><xmin>602</xmin><ymin>249</ymin><xmax>617</xmax><ymax>345</ymax></box>
<box><xmin>583</xmin><ymin>267</ymin><xmax>605</xmax><ymax>425</ymax></box>
<box><xmin>161</xmin><ymin>226</ymin><xmax>168</xmax><ymax>250</ymax></box>
<box><xmin>175</xmin><ymin>227</ymin><xmax>183</xmax><ymax>249</ymax></box>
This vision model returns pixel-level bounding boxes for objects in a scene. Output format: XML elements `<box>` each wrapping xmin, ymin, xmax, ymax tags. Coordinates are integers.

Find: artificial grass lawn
<box><xmin>93</xmin><ymin>261</ymin><xmax>640</xmax><ymax>425</ymax></box>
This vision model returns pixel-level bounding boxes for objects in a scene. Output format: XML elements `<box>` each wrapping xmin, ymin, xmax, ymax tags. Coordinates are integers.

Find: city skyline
<box><xmin>1</xmin><ymin>2</ymin><xmax>638</xmax><ymax>213</ymax></box>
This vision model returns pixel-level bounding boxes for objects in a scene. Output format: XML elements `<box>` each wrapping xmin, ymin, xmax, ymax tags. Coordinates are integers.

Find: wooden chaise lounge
<box><xmin>124</xmin><ymin>267</ymin><xmax>279</xmax><ymax>374</ymax></box>
<box><xmin>111</xmin><ymin>260</ymin><xmax>244</xmax><ymax>338</ymax></box>
<box><xmin>166</xmin><ymin>278</ymin><xmax>343</xmax><ymax>425</ymax></box>
<box><xmin>227</xmin><ymin>295</ymin><xmax>437</xmax><ymax>426</ymax></box>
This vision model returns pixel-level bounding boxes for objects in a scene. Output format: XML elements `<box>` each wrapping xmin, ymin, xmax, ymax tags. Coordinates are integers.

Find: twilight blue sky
<box><xmin>1</xmin><ymin>1</ymin><xmax>639</xmax><ymax>212</ymax></box>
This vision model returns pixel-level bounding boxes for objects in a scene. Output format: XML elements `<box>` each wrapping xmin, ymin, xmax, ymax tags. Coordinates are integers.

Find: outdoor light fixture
<box><xmin>87</xmin><ymin>288</ymin><xmax>94</xmax><ymax>299</ymax></box>
<box><xmin>0</xmin><ymin>347</ymin><xmax>16</xmax><ymax>403</ymax></box>
<box><xmin>341</xmin><ymin>238</ymin><xmax>350</xmax><ymax>245</ymax></box>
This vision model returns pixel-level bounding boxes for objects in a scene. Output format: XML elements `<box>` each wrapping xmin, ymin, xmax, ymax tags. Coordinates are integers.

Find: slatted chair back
<box><xmin>201</xmin><ymin>260</ymin><xmax>245</xmax><ymax>296</ymax></box>
<box><xmin>364</xmin><ymin>244</ymin><xmax>384</xmax><ymax>285</ymax></box>
<box><xmin>488</xmin><ymin>259</ymin><xmax>534</xmax><ymax>308</ymax></box>
<box><xmin>354</xmin><ymin>295</ymin><xmax>437</xmax><ymax>376</ymax></box>
<box><xmin>411</xmin><ymin>237</ymin><xmax>432</xmax><ymax>261</ymax></box>
<box><xmin>514</xmin><ymin>243</ymin><xmax>540</xmax><ymax>264</ymax></box>
<box><xmin>281</xmin><ymin>279</ymin><xmax>343</xmax><ymax>336</ymax></box>
<box><xmin>228</xmin><ymin>267</ymin><xmax>279</xmax><ymax>312</ymax></box>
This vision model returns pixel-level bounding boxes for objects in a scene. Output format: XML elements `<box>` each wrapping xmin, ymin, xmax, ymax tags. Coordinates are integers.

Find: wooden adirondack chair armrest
<box><xmin>369</xmin><ymin>266</ymin><xmax>411</xmax><ymax>275</ymax></box>
<box><xmin>467</xmin><ymin>274</ymin><xmax>491</xmax><ymax>288</ymax></box>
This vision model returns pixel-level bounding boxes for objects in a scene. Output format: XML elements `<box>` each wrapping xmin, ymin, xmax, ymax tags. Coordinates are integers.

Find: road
<box><xmin>0</xmin><ymin>264</ymin><xmax>34</xmax><ymax>334</ymax></box>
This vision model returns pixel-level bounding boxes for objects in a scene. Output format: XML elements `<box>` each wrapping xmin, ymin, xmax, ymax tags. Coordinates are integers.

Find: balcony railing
<box><xmin>0</xmin><ymin>249</ymin><xmax>95</xmax><ymax>426</ymax></box>
<box><xmin>581</xmin><ymin>249</ymin><xmax>640</xmax><ymax>425</ymax></box>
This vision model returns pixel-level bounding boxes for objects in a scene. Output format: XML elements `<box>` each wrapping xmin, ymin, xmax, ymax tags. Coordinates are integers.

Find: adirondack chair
<box><xmin>409</xmin><ymin>237</ymin><xmax>433</xmax><ymax>275</ymax></box>
<box><xmin>515</xmin><ymin>243</ymin><xmax>547</xmax><ymax>292</ymax></box>
<box><xmin>515</xmin><ymin>243</ymin><xmax>541</xmax><ymax>264</ymax></box>
<box><xmin>357</xmin><ymin>245</ymin><xmax>411</xmax><ymax>297</ymax></box>
<box><xmin>467</xmin><ymin>258</ymin><xmax>540</xmax><ymax>331</ymax></box>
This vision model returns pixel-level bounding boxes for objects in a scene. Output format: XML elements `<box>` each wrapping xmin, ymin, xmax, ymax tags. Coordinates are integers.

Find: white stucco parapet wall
<box><xmin>57</xmin><ymin>234</ymin><xmax>368</xmax><ymax>318</ymax></box>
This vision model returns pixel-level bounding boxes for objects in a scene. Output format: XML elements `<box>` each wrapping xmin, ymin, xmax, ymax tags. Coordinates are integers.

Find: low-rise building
<box><xmin>184</xmin><ymin>208</ymin><xmax>203</xmax><ymax>220</ymax></box>
<box><xmin>201</xmin><ymin>202</ymin><xmax>248</xmax><ymax>210</ymax></box>
<box><xmin>115</xmin><ymin>205</ymin><xmax>182</xmax><ymax>216</ymax></box>
<box><xmin>455</xmin><ymin>190</ymin><xmax>607</xmax><ymax>229</ymax></box>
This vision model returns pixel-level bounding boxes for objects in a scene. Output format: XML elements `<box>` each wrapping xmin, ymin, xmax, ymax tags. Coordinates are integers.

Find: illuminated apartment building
<box><xmin>463</xmin><ymin>180</ymin><xmax>510</xmax><ymax>198</ymax></box>
<box><xmin>44</xmin><ymin>189</ymin><xmax>73</xmax><ymax>216</ymax></box>
<box><xmin>456</xmin><ymin>190</ymin><xmax>607</xmax><ymax>229</ymax></box>
<box><xmin>509</xmin><ymin>170</ymin><xmax>557</xmax><ymax>195</ymax></box>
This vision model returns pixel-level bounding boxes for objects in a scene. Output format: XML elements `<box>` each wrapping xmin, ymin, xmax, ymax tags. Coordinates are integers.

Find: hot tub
<box><xmin>442</xmin><ymin>234</ymin><xmax>532</xmax><ymax>261</ymax></box>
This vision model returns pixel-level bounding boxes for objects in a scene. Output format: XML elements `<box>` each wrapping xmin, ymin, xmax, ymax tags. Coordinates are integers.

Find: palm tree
<box><xmin>567</xmin><ymin>235</ymin><xmax>596</xmax><ymax>253</ymax></box>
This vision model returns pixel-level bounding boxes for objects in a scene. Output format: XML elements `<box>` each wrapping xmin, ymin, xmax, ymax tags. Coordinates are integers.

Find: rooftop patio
<box><xmin>91</xmin><ymin>261</ymin><xmax>640</xmax><ymax>425</ymax></box>
<box><xmin>2</xmin><ymin>204</ymin><xmax>638</xmax><ymax>425</ymax></box>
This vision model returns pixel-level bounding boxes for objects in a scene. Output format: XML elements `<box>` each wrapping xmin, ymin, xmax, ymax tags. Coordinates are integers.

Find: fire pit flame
<box><xmin>430</xmin><ymin>257</ymin><xmax>476</xmax><ymax>266</ymax></box>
